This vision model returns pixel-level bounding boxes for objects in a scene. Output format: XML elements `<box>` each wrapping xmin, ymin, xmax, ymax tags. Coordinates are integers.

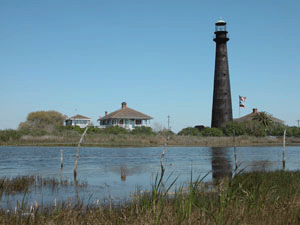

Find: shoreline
<box><xmin>1</xmin><ymin>135</ymin><xmax>300</xmax><ymax>147</ymax></box>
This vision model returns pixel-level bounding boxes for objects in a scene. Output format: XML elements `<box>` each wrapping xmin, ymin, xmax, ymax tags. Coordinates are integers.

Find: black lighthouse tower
<box><xmin>211</xmin><ymin>19</ymin><xmax>233</xmax><ymax>128</ymax></box>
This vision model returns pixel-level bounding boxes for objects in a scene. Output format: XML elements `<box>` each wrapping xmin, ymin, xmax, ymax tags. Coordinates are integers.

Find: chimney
<box><xmin>121</xmin><ymin>102</ymin><xmax>127</xmax><ymax>109</ymax></box>
<box><xmin>105</xmin><ymin>111</ymin><xmax>108</xmax><ymax>116</ymax></box>
<box><xmin>253</xmin><ymin>108</ymin><xmax>258</xmax><ymax>114</ymax></box>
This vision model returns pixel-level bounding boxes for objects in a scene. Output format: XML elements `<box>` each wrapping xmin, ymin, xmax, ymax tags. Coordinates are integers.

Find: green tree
<box><xmin>252</xmin><ymin>112</ymin><xmax>275</xmax><ymax>136</ymax></box>
<box><xmin>18</xmin><ymin>110</ymin><xmax>67</xmax><ymax>134</ymax></box>
<box><xmin>253</xmin><ymin>112</ymin><xmax>273</xmax><ymax>128</ymax></box>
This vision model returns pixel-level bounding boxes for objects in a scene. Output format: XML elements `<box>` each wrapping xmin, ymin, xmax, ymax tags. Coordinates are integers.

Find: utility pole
<box><xmin>297</xmin><ymin>119</ymin><xmax>300</xmax><ymax>128</ymax></box>
<box><xmin>167</xmin><ymin>115</ymin><xmax>170</xmax><ymax>131</ymax></box>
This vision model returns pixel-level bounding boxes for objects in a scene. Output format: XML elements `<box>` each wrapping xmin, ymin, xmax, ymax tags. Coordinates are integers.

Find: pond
<box><xmin>0</xmin><ymin>146</ymin><xmax>299</xmax><ymax>209</ymax></box>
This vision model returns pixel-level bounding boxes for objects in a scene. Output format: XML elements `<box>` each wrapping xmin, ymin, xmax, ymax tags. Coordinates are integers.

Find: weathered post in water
<box><xmin>60</xmin><ymin>150</ymin><xmax>63</xmax><ymax>169</ymax></box>
<box><xmin>60</xmin><ymin>149</ymin><xmax>63</xmax><ymax>181</ymax></box>
<box><xmin>74</xmin><ymin>126</ymin><xmax>89</xmax><ymax>180</ymax></box>
<box><xmin>233</xmin><ymin>130</ymin><xmax>238</xmax><ymax>171</ymax></box>
<box><xmin>283</xmin><ymin>129</ymin><xmax>286</xmax><ymax>170</ymax></box>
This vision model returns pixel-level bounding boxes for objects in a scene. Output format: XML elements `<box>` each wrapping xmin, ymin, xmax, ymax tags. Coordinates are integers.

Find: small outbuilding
<box><xmin>65</xmin><ymin>114</ymin><xmax>92</xmax><ymax>128</ymax></box>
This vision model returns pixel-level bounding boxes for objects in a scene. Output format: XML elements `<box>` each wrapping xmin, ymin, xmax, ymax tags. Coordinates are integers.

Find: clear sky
<box><xmin>1</xmin><ymin>0</ymin><xmax>299</xmax><ymax>133</ymax></box>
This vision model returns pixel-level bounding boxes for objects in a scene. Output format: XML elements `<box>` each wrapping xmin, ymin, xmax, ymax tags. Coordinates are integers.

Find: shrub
<box><xmin>177</xmin><ymin>127</ymin><xmax>201</xmax><ymax>136</ymax></box>
<box><xmin>268</xmin><ymin>123</ymin><xmax>287</xmax><ymax>136</ymax></box>
<box><xmin>201</xmin><ymin>127</ymin><xmax>224</xmax><ymax>137</ymax></box>
<box><xmin>293</xmin><ymin>128</ymin><xmax>300</xmax><ymax>137</ymax></box>
<box><xmin>87</xmin><ymin>126</ymin><xmax>103</xmax><ymax>134</ymax></box>
<box><xmin>158</xmin><ymin>129</ymin><xmax>175</xmax><ymax>137</ymax></box>
<box><xmin>104</xmin><ymin>126</ymin><xmax>127</xmax><ymax>135</ymax></box>
<box><xmin>131</xmin><ymin>126</ymin><xmax>153</xmax><ymax>135</ymax></box>
<box><xmin>287</xmin><ymin>126</ymin><xmax>300</xmax><ymax>137</ymax></box>
<box><xmin>72</xmin><ymin>126</ymin><xmax>85</xmax><ymax>134</ymax></box>
<box><xmin>0</xmin><ymin>129</ymin><xmax>22</xmax><ymax>142</ymax></box>
<box><xmin>222</xmin><ymin>122</ymin><xmax>246</xmax><ymax>136</ymax></box>
<box><xmin>242</xmin><ymin>120</ymin><xmax>266</xmax><ymax>137</ymax></box>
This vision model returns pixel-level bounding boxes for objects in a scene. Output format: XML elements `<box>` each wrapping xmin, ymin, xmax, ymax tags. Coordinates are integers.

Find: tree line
<box><xmin>1</xmin><ymin>110</ymin><xmax>300</xmax><ymax>143</ymax></box>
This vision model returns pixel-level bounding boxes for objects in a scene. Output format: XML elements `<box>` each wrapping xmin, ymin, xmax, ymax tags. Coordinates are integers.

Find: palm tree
<box><xmin>253</xmin><ymin>111</ymin><xmax>273</xmax><ymax>128</ymax></box>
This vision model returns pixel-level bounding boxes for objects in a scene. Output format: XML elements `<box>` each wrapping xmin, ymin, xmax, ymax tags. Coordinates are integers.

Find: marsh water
<box><xmin>0</xmin><ymin>146</ymin><xmax>300</xmax><ymax>209</ymax></box>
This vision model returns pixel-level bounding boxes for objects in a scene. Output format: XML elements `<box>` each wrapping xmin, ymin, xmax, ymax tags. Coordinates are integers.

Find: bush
<box><xmin>201</xmin><ymin>127</ymin><xmax>224</xmax><ymax>137</ymax></box>
<box><xmin>131</xmin><ymin>126</ymin><xmax>153</xmax><ymax>135</ymax></box>
<box><xmin>104</xmin><ymin>126</ymin><xmax>127</xmax><ymax>135</ymax></box>
<box><xmin>287</xmin><ymin>126</ymin><xmax>300</xmax><ymax>137</ymax></box>
<box><xmin>72</xmin><ymin>126</ymin><xmax>85</xmax><ymax>134</ymax></box>
<box><xmin>177</xmin><ymin>127</ymin><xmax>201</xmax><ymax>136</ymax></box>
<box><xmin>241</xmin><ymin>120</ymin><xmax>266</xmax><ymax>137</ymax></box>
<box><xmin>222</xmin><ymin>122</ymin><xmax>246</xmax><ymax>136</ymax></box>
<box><xmin>268</xmin><ymin>123</ymin><xmax>287</xmax><ymax>136</ymax></box>
<box><xmin>0</xmin><ymin>129</ymin><xmax>22</xmax><ymax>142</ymax></box>
<box><xmin>87</xmin><ymin>126</ymin><xmax>103</xmax><ymax>134</ymax></box>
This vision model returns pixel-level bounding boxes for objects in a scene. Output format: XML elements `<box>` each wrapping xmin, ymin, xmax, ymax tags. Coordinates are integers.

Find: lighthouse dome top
<box><xmin>215</xmin><ymin>18</ymin><xmax>226</xmax><ymax>26</ymax></box>
<box><xmin>215</xmin><ymin>18</ymin><xmax>227</xmax><ymax>32</ymax></box>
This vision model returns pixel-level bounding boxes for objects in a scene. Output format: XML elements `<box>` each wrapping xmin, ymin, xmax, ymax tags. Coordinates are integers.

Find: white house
<box><xmin>98</xmin><ymin>102</ymin><xmax>153</xmax><ymax>130</ymax></box>
<box><xmin>65</xmin><ymin>114</ymin><xmax>92</xmax><ymax>128</ymax></box>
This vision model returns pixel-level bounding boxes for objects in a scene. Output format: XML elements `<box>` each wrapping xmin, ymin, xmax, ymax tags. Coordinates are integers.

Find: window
<box><xmin>136</xmin><ymin>120</ymin><xmax>142</xmax><ymax>125</ymax></box>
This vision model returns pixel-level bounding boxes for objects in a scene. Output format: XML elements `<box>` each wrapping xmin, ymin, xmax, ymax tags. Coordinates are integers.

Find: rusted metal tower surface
<box><xmin>211</xmin><ymin>19</ymin><xmax>233</xmax><ymax>128</ymax></box>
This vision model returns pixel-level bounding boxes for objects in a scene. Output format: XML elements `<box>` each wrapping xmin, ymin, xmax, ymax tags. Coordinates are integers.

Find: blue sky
<box><xmin>1</xmin><ymin>0</ymin><xmax>299</xmax><ymax>133</ymax></box>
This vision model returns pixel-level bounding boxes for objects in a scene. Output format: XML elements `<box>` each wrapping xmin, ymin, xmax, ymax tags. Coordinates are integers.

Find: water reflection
<box><xmin>1</xmin><ymin>146</ymin><xmax>300</xmax><ymax>209</ymax></box>
<box><xmin>211</xmin><ymin>147</ymin><xmax>232</xmax><ymax>183</ymax></box>
<box><xmin>248</xmin><ymin>160</ymin><xmax>277</xmax><ymax>171</ymax></box>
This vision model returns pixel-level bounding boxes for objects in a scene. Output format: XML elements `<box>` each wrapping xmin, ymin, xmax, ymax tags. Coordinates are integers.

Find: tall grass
<box><xmin>1</xmin><ymin>170</ymin><xmax>300</xmax><ymax>224</ymax></box>
<box><xmin>2</xmin><ymin>133</ymin><xmax>300</xmax><ymax>147</ymax></box>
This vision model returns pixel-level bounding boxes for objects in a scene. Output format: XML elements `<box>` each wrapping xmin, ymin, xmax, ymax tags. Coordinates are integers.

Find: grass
<box><xmin>2</xmin><ymin>133</ymin><xmax>300</xmax><ymax>147</ymax></box>
<box><xmin>0</xmin><ymin>176</ymin><xmax>87</xmax><ymax>195</ymax></box>
<box><xmin>1</xmin><ymin>170</ymin><xmax>300</xmax><ymax>224</ymax></box>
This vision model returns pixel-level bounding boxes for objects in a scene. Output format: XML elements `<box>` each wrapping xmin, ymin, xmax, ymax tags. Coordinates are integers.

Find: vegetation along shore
<box><xmin>1</xmin><ymin>171</ymin><xmax>300</xmax><ymax>224</ymax></box>
<box><xmin>1</xmin><ymin>110</ymin><xmax>300</xmax><ymax>147</ymax></box>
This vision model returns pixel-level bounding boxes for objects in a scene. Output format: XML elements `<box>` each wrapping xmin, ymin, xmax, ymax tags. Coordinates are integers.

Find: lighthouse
<box><xmin>211</xmin><ymin>18</ymin><xmax>233</xmax><ymax>128</ymax></box>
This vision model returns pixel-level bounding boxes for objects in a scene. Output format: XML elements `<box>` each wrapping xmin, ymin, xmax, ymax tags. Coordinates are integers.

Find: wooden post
<box><xmin>233</xmin><ymin>130</ymin><xmax>238</xmax><ymax>171</ymax></box>
<box><xmin>60</xmin><ymin>149</ymin><xmax>63</xmax><ymax>182</ymax></box>
<box><xmin>283</xmin><ymin>129</ymin><xmax>286</xmax><ymax>170</ymax></box>
<box><xmin>74</xmin><ymin>126</ymin><xmax>89</xmax><ymax>180</ymax></box>
<box><xmin>60</xmin><ymin>150</ymin><xmax>63</xmax><ymax>169</ymax></box>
